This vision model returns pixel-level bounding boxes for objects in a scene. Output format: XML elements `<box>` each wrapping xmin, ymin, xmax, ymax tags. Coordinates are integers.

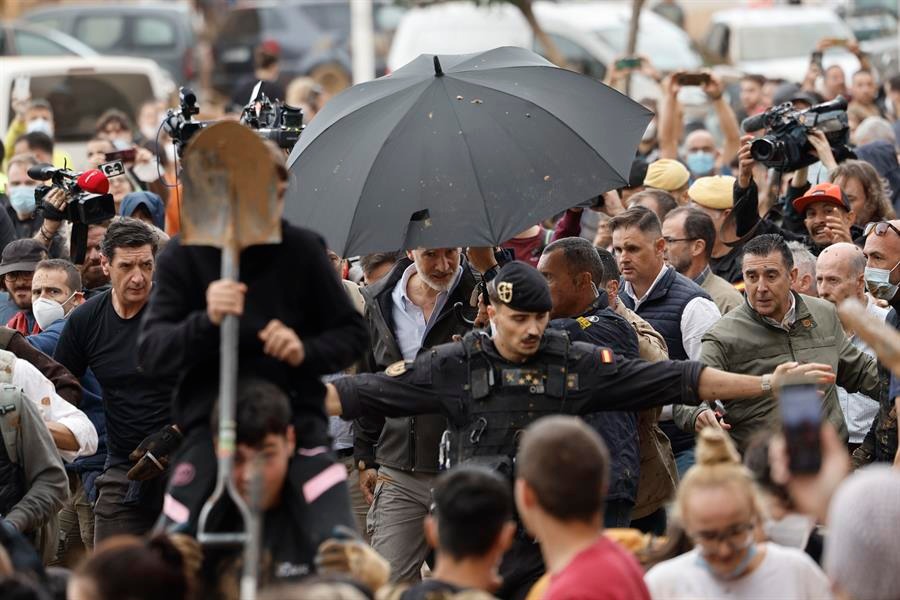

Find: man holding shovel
<box><xmin>136</xmin><ymin>137</ymin><xmax>369</xmax><ymax>540</ymax></box>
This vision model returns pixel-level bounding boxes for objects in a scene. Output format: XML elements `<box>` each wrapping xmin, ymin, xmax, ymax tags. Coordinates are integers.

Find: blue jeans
<box><xmin>674</xmin><ymin>447</ymin><xmax>696</xmax><ymax>479</ymax></box>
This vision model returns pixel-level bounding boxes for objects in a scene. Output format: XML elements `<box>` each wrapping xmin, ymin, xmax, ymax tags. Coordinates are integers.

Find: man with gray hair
<box><xmin>816</xmin><ymin>242</ymin><xmax>889</xmax><ymax>451</ymax></box>
<box><xmin>853</xmin><ymin>116</ymin><xmax>896</xmax><ymax>147</ymax></box>
<box><xmin>788</xmin><ymin>240</ymin><xmax>818</xmax><ymax>297</ymax></box>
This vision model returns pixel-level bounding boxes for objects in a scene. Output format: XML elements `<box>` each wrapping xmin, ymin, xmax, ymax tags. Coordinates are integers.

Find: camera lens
<box><xmin>750</xmin><ymin>137</ymin><xmax>776</xmax><ymax>162</ymax></box>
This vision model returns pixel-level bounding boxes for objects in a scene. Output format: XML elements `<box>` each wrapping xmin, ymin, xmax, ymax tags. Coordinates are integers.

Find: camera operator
<box><xmin>6</xmin><ymin>154</ymin><xmax>67</xmax><ymax>259</ymax></box>
<box><xmin>733</xmin><ymin>132</ymin><xmax>862</xmax><ymax>256</ymax></box>
<box><xmin>137</xmin><ymin>141</ymin><xmax>368</xmax><ymax>534</ymax></box>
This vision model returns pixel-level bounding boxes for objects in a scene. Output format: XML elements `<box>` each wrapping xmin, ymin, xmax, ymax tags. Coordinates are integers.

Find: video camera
<box><xmin>163</xmin><ymin>84</ymin><xmax>304</xmax><ymax>157</ymax></box>
<box><xmin>741</xmin><ymin>96</ymin><xmax>851</xmax><ymax>172</ymax></box>
<box><xmin>30</xmin><ymin>165</ymin><xmax>115</xmax><ymax>225</ymax></box>
<box><xmin>163</xmin><ymin>87</ymin><xmax>213</xmax><ymax>157</ymax></box>
<box><xmin>239</xmin><ymin>82</ymin><xmax>304</xmax><ymax>151</ymax></box>
<box><xmin>28</xmin><ymin>164</ymin><xmax>116</xmax><ymax>264</ymax></box>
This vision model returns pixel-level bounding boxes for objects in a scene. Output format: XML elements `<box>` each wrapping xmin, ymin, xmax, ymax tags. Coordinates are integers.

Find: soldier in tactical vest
<box><xmin>324</xmin><ymin>261</ymin><xmax>834</xmax><ymax>599</ymax></box>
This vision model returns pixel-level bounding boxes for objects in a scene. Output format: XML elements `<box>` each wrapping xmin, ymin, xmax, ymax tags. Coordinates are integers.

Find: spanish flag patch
<box><xmin>599</xmin><ymin>348</ymin><xmax>614</xmax><ymax>364</ymax></box>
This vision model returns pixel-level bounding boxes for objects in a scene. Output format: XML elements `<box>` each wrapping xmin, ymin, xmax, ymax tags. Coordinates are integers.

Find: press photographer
<box><xmin>27</xmin><ymin>164</ymin><xmax>115</xmax><ymax>265</ymax></box>
<box><xmin>741</xmin><ymin>96</ymin><xmax>852</xmax><ymax>173</ymax></box>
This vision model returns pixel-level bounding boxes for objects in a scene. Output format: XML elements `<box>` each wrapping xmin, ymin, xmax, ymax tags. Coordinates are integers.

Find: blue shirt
<box><xmin>390</xmin><ymin>263</ymin><xmax>463</xmax><ymax>362</ymax></box>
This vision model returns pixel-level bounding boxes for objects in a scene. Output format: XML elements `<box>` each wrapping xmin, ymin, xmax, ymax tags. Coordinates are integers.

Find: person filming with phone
<box><xmin>658</xmin><ymin>71</ymin><xmax>742</xmax><ymax>180</ymax></box>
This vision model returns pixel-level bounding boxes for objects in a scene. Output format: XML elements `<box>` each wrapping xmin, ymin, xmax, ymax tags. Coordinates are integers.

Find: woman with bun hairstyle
<box><xmin>644</xmin><ymin>429</ymin><xmax>832</xmax><ymax>599</ymax></box>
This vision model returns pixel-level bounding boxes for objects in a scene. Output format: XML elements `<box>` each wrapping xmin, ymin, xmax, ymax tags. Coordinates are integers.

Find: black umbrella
<box><xmin>285</xmin><ymin>46</ymin><xmax>652</xmax><ymax>257</ymax></box>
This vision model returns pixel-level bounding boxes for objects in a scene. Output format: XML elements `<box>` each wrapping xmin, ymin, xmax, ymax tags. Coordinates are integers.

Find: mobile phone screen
<box><xmin>779</xmin><ymin>383</ymin><xmax>822</xmax><ymax>474</ymax></box>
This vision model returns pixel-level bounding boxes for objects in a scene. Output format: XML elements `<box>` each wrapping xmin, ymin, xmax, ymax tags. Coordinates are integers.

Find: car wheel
<box><xmin>309</xmin><ymin>62</ymin><xmax>351</xmax><ymax>96</ymax></box>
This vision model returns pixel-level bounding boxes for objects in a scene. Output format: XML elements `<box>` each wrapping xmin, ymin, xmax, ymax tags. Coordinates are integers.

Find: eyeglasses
<box><xmin>3</xmin><ymin>272</ymin><xmax>31</xmax><ymax>282</ymax></box>
<box><xmin>864</xmin><ymin>221</ymin><xmax>900</xmax><ymax>238</ymax></box>
<box><xmin>689</xmin><ymin>521</ymin><xmax>755</xmax><ymax>555</ymax></box>
<box><xmin>663</xmin><ymin>237</ymin><xmax>699</xmax><ymax>244</ymax></box>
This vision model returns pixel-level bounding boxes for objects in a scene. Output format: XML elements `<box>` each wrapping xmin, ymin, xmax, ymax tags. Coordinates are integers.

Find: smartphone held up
<box><xmin>779</xmin><ymin>382</ymin><xmax>823</xmax><ymax>474</ymax></box>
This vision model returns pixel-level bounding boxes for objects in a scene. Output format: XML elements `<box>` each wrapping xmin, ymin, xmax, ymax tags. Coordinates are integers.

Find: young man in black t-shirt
<box><xmin>54</xmin><ymin>218</ymin><xmax>175</xmax><ymax>542</ymax></box>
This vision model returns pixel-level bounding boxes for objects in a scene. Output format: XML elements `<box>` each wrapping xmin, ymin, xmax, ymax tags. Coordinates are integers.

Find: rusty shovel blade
<box><xmin>181</xmin><ymin>121</ymin><xmax>282</xmax><ymax>251</ymax></box>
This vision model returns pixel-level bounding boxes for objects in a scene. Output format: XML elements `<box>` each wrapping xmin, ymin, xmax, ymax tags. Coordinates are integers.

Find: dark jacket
<box><xmin>853</xmin><ymin>306</ymin><xmax>899</xmax><ymax>467</ymax></box>
<box><xmin>137</xmin><ymin>221</ymin><xmax>368</xmax><ymax>448</ymax></box>
<box><xmin>355</xmin><ymin>257</ymin><xmax>476</xmax><ymax>472</ymax></box>
<box><xmin>550</xmin><ymin>296</ymin><xmax>641</xmax><ymax>503</ymax></box>
<box><xmin>619</xmin><ymin>267</ymin><xmax>713</xmax><ymax>454</ymax></box>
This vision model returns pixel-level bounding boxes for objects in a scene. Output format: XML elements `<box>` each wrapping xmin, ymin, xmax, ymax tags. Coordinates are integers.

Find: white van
<box><xmin>387</xmin><ymin>1</ymin><xmax>703</xmax><ymax>100</ymax></box>
<box><xmin>1</xmin><ymin>56</ymin><xmax>173</xmax><ymax>169</ymax></box>
<box><xmin>702</xmin><ymin>6</ymin><xmax>862</xmax><ymax>82</ymax></box>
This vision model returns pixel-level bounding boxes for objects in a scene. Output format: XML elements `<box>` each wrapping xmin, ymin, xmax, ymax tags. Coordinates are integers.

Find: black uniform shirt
<box><xmin>334</xmin><ymin>331</ymin><xmax>704</xmax><ymax>425</ymax></box>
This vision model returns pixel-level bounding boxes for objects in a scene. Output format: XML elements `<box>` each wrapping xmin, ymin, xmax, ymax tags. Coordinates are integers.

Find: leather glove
<box><xmin>127</xmin><ymin>425</ymin><xmax>183</xmax><ymax>481</ymax></box>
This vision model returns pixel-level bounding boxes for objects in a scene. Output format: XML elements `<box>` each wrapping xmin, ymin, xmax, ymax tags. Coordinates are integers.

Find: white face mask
<box><xmin>864</xmin><ymin>260</ymin><xmax>900</xmax><ymax>301</ymax></box>
<box><xmin>32</xmin><ymin>293</ymin><xmax>75</xmax><ymax>330</ymax></box>
<box><xmin>26</xmin><ymin>117</ymin><xmax>53</xmax><ymax>137</ymax></box>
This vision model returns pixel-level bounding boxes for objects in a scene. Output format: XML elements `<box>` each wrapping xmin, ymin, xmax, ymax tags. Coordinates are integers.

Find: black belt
<box><xmin>334</xmin><ymin>447</ymin><xmax>354</xmax><ymax>458</ymax></box>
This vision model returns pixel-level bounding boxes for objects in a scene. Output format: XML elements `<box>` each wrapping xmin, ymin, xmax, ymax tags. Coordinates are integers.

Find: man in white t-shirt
<box><xmin>0</xmin><ymin>348</ymin><xmax>97</xmax><ymax>462</ymax></box>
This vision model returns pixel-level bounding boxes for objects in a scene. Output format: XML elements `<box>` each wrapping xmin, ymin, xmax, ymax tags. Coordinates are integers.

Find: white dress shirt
<box><xmin>11</xmin><ymin>354</ymin><xmax>98</xmax><ymax>462</ymax></box>
<box><xmin>837</xmin><ymin>297</ymin><xmax>887</xmax><ymax>444</ymax></box>
<box><xmin>391</xmin><ymin>263</ymin><xmax>463</xmax><ymax>362</ymax></box>
<box><xmin>623</xmin><ymin>265</ymin><xmax>721</xmax><ymax>360</ymax></box>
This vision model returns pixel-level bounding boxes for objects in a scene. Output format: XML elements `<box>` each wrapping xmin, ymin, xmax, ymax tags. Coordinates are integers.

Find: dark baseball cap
<box><xmin>792</xmin><ymin>182</ymin><xmax>851</xmax><ymax>214</ymax></box>
<box><xmin>489</xmin><ymin>261</ymin><xmax>552</xmax><ymax>313</ymax></box>
<box><xmin>0</xmin><ymin>239</ymin><xmax>47</xmax><ymax>277</ymax></box>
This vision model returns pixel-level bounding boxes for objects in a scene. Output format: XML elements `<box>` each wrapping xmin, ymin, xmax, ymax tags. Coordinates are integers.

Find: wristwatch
<box><xmin>760</xmin><ymin>374</ymin><xmax>773</xmax><ymax>393</ymax></box>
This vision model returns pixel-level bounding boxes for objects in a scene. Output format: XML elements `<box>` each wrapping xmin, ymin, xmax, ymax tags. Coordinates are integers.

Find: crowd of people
<box><xmin>0</xmin><ymin>24</ymin><xmax>899</xmax><ymax>600</ymax></box>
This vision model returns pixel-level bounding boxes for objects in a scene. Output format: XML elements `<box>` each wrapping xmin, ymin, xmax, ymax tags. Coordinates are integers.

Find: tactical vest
<box><xmin>0</xmin><ymin>385</ymin><xmax>26</xmax><ymax>517</ymax></box>
<box><xmin>439</xmin><ymin>330</ymin><xmax>573</xmax><ymax>478</ymax></box>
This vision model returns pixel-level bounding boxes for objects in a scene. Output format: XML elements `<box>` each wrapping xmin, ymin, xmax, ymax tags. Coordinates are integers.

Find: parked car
<box><xmin>701</xmin><ymin>6</ymin><xmax>861</xmax><ymax>82</ymax></box>
<box><xmin>211</xmin><ymin>0</ymin><xmax>405</xmax><ymax>97</ymax></box>
<box><xmin>1</xmin><ymin>56</ymin><xmax>173</xmax><ymax>169</ymax></box>
<box><xmin>20</xmin><ymin>2</ymin><xmax>200</xmax><ymax>87</ymax></box>
<box><xmin>1</xmin><ymin>21</ymin><xmax>97</xmax><ymax>57</ymax></box>
<box><xmin>841</xmin><ymin>3</ymin><xmax>899</xmax><ymax>76</ymax></box>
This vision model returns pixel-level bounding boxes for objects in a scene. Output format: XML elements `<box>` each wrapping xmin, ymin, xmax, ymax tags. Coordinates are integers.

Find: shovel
<box><xmin>180</xmin><ymin>121</ymin><xmax>281</xmax><ymax>599</ymax></box>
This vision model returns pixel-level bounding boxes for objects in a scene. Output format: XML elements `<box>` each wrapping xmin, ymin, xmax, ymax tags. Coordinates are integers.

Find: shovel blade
<box><xmin>181</xmin><ymin>121</ymin><xmax>282</xmax><ymax>250</ymax></box>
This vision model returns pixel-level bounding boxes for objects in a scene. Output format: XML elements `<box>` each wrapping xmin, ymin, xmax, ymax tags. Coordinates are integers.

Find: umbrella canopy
<box><xmin>286</xmin><ymin>46</ymin><xmax>652</xmax><ymax>257</ymax></box>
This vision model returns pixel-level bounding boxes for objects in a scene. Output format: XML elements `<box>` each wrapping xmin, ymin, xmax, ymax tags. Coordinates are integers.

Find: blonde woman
<box><xmin>644</xmin><ymin>429</ymin><xmax>832</xmax><ymax>599</ymax></box>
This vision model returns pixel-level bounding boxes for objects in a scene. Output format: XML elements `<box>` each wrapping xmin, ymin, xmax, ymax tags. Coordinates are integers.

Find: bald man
<box><xmin>817</xmin><ymin>243</ymin><xmax>888</xmax><ymax>451</ymax></box>
<box><xmin>858</xmin><ymin>220</ymin><xmax>900</xmax><ymax>467</ymax></box>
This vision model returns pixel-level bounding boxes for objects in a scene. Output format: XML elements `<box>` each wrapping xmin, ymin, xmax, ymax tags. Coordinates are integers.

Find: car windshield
<box><xmin>595</xmin><ymin>22</ymin><xmax>701</xmax><ymax>71</ymax></box>
<box><xmin>737</xmin><ymin>23</ymin><xmax>848</xmax><ymax>61</ymax></box>
<box><xmin>10</xmin><ymin>72</ymin><xmax>155</xmax><ymax>140</ymax></box>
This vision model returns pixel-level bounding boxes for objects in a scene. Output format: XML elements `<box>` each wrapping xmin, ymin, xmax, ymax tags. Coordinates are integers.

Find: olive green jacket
<box><xmin>687</xmin><ymin>293</ymin><xmax>880</xmax><ymax>453</ymax></box>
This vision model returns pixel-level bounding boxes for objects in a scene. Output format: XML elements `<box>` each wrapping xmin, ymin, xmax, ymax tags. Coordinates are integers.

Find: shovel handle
<box><xmin>195</xmin><ymin>246</ymin><xmax>262</xmax><ymax>600</ymax></box>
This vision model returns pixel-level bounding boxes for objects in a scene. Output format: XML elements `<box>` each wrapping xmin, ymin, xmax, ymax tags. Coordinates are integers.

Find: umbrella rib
<box><xmin>450</xmin><ymin>69</ymin><xmax>632</xmax><ymax>183</ymax></box>
<box><xmin>288</xmin><ymin>78</ymin><xmax>432</xmax><ymax>169</ymax></box>
<box><xmin>439</xmin><ymin>77</ymin><xmax>498</xmax><ymax>244</ymax></box>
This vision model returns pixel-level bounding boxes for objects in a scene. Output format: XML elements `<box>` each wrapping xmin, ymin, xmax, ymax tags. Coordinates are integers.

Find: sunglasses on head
<box><xmin>864</xmin><ymin>221</ymin><xmax>900</xmax><ymax>238</ymax></box>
